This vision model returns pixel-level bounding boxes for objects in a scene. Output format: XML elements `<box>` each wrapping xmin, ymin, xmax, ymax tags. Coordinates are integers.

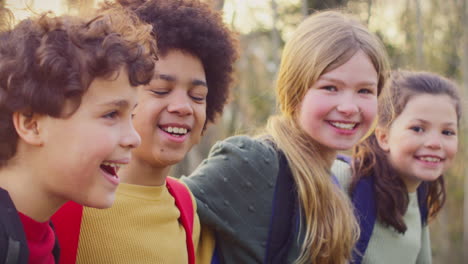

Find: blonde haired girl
<box><xmin>184</xmin><ymin>10</ymin><xmax>389</xmax><ymax>264</ymax></box>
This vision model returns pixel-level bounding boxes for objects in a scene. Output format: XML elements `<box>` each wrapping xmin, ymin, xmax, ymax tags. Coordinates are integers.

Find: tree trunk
<box><xmin>302</xmin><ymin>0</ymin><xmax>309</xmax><ymax>18</ymax></box>
<box><xmin>415</xmin><ymin>0</ymin><xmax>424</xmax><ymax>68</ymax></box>
<box><xmin>208</xmin><ymin>0</ymin><xmax>225</xmax><ymax>11</ymax></box>
<box><xmin>366</xmin><ymin>0</ymin><xmax>372</xmax><ymax>25</ymax></box>
<box><xmin>271</xmin><ymin>0</ymin><xmax>280</xmax><ymax>67</ymax></box>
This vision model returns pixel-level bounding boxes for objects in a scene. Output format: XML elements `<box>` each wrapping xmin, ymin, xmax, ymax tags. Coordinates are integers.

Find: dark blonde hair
<box><xmin>352</xmin><ymin>70</ymin><xmax>461</xmax><ymax>233</ymax></box>
<box><xmin>266</xmin><ymin>10</ymin><xmax>390</xmax><ymax>264</ymax></box>
<box><xmin>0</xmin><ymin>7</ymin><xmax>157</xmax><ymax>167</ymax></box>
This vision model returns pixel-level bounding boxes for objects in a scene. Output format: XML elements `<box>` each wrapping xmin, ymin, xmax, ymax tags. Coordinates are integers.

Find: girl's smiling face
<box><xmin>298</xmin><ymin>50</ymin><xmax>379</xmax><ymax>151</ymax></box>
<box><xmin>376</xmin><ymin>94</ymin><xmax>458</xmax><ymax>192</ymax></box>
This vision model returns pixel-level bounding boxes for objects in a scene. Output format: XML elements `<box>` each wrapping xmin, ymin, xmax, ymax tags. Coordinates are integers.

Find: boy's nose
<box><xmin>167</xmin><ymin>93</ymin><xmax>193</xmax><ymax>116</ymax></box>
<box><xmin>122</xmin><ymin>123</ymin><xmax>141</xmax><ymax>149</ymax></box>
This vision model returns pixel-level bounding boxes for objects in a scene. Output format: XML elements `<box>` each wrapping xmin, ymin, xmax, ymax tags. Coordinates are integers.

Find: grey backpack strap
<box><xmin>5</xmin><ymin>237</ymin><xmax>20</xmax><ymax>264</ymax></box>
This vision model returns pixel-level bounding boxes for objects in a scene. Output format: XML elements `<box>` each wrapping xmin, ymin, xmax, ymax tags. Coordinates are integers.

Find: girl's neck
<box><xmin>0</xmin><ymin>166</ymin><xmax>63</xmax><ymax>222</ymax></box>
<box><xmin>312</xmin><ymin>141</ymin><xmax>337</xmax><ymax>168</ymax></box>
<box><xmin>324</xmin><ymin>150</ymin><xmax>338</xmax><ymax>167</ymax></box>
<box><xmin>119</xmin><ymin>157</ymin><xmax>171</xmax><ymax>186</ymax></box>
<box><xmin>399</xmin><ymin>173</ymin><xmax>421</xmax><ymax>193</ymax></box>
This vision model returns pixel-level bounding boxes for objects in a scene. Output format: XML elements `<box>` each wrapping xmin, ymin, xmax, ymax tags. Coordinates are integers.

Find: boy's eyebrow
<box><xmin>192</xmin><ymin>79</ymin><xmax>208</xmax><ymax>87</ymax></box>
<box><xmin>155</xmin><ymin>74</ymin><xmax>208</xmax><ymax>87</ymax></box>
<box><xmin>156</xmin><ymin>74</ymin><xmax>176</xmax><ymax>82</ymax></box>
<box><xmin>101</xmin><ymin>99</ymin><xmax>130</xmax><ymax>108</ymax></box>
<box><xmin>319</xmin><ymin>76</ymin><xmax>377</xmax><ymax>86</ymax></box>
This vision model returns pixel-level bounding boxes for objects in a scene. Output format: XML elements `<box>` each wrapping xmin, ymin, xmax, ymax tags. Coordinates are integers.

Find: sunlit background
<box><xmin>3</xmin><ymin>0</ymin><xmax>468</xmax><ymax>262</ymax></box>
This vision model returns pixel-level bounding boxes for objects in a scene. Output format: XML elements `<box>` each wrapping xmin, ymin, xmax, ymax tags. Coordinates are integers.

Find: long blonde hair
<box><xmin>266</xmin><ymin>10</ymin><xmax>390</xmax><ymax>264</ymax></box>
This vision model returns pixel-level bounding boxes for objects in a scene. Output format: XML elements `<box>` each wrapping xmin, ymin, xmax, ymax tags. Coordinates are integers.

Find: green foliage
<box><xmin>306</xmin><ymin>0</ymin><xmax>349</xmax><ymax>13</ymax></box>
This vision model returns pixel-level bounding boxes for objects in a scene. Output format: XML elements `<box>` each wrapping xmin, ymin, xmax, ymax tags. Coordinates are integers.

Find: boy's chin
<box><xmin>82</xmin><ymin>194</ymin><xmax>116</xmax><ymax>209</ymax></box>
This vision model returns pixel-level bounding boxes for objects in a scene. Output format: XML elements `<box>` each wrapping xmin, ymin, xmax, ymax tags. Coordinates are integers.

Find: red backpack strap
<box><xmin>51</xmin><ymin>201</ymin><xmax>83</xmax><ymax>264</ymax></box>
<box><xmin>166</xmin><ymin>177</ymin><xmax>195</xmax><ymax>264</ymax></box>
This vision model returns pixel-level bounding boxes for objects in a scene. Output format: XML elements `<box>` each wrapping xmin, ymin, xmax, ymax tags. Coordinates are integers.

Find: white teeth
<box><xmin>102</xmin><ymin>162</ymin><xmax>123</xmax><ymax>169</ymax></box>
<box><xmin>419</xmin><ymin>157</ymin><xmax>441</xmax><ymax>162</ymax></box>
<box><xmin>162</xmin><ymin>126</ymin><xmax>188</xmax><ymax>135</ymax></box>
<box><xmin>330</xmin><ymin>122</ymin><xmax>356</xmax><ymax>130</ymax></box>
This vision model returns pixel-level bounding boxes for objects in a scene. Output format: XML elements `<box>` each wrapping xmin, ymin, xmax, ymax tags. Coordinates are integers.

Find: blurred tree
<box><xmin>304</xmin><ymin>0</ymin><xmax>349</xmax><ymax>15</ymax></box>
<box><xmin>208</xmin><ymin>0</ymin><xmax>224</xmax><ymax>11</ymax></box>
<box><xmin>63</xmin><ymin>0</ymin><xmax>95</xmax><ymax>15</ymax></box>
<box><xmin>461</xmin><ymin>0</ymin><xmax>468</xmax><ymax>261</ymax></box>
<box><xmin>0</xmin><ymin>0</ymin><xmax>13</xmax><ymax>31</ymax></box>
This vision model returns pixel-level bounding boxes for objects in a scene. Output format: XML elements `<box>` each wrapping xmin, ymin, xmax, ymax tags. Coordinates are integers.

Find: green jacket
<box><xmin>183</xmin><ymin>136</ymin><xmax>302</xmax><ymax>263</ymax></box>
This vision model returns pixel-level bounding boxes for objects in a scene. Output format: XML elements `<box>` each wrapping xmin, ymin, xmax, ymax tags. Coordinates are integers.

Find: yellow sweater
<box><xmin>76</xmin><ymin>179</ymin><xmax>200</xmax><ymax>264</ymax></box>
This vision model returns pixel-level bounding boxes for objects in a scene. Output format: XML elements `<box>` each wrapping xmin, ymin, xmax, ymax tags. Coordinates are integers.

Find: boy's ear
<box><xmin>12</xmin><ymin>111</ymin><xmax>44</xmax><ymax>146</ymax></box>
<box><xmin>375</xmin><ymin>126</ymin><xmax>390</xmax><ymax>152</ymax></box>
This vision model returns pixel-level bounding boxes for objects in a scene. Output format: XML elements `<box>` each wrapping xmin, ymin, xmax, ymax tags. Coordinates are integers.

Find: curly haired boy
<box><xmin>0</xmin><ymin>7</ymin><xmax>156</xmax><ymax>264</ymax></box>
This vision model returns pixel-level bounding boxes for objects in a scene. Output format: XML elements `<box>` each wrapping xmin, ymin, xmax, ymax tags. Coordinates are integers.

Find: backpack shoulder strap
<box><xmin>50</xmin><ymin>201</ymin><xmax>83</xmax><ymax>264</ymax></box>
<box><xmin>0</xmin><ymin>188</ymin><xmax>29</xmax><ymax>264</ymax></box>
<box><xmin>166</xmin><ymin>177</ymin><xmax>195</xmax><ymax>264</ymax></box>
<box><xmin>48</xmin><ymin>222</ymin><xmax>61</xmax><ymax>263</ymax></box>
<box><xmin>417</xmin><ymin>182</ymin><xmax>429</xmax><ymax>225</ymax></box>
<box><xmin>264</xmin><ymin>141</ymin><xmax>298</xmax><ymax>264</ymax></box>
<box><xmin>336</xmin><ymin>153</ymin><xmax>352</xmax><ymax>164</ymax></box>
<box><xmin>351</xmin><ymin>176</ymin><xmax>377</xmax><ymax>264</ymax></box>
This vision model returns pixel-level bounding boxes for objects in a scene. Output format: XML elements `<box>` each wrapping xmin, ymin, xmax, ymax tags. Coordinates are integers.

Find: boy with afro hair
<box><xmin>0</xmin><ymin>6</ymin><xmax>156</xmax><ymax>264</ymax></box>
<box><xmin>52</xmin><ymin>0</ymin><xmax>238</xmax><ymax>263</ymax></box>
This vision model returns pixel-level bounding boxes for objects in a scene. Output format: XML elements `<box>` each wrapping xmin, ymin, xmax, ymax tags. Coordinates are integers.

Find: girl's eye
<box><xmin>322</xmin><ymin>86</ymin><xmax>337</xmax><ymax>92</ymax></box>
<box><xmin>358</xmin><ymin>88</ymin><xmax>374</xmax><ymax>94</ymax></box>
<box><xmin>103</xmin><ymin>111</ymin><xmax>118</xmax><ymax>119</ymax></box>
<box><xmin>442</xmin><ymin>130</ymin><xmax>456</xmax><ymax>136</ymax></box>
<box><xmin>410</xmin><ymin>126</ymin><xmax>424</xmax><ymax>133</ymax></box>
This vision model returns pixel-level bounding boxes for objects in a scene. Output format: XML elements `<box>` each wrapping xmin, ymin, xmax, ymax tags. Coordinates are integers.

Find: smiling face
<box><xmin>131</xmin><ymin>49</ymin><xmax>207</xmax><ymax>169</ymax></box>
<box><xmin>376</xmin><ymin>94</ymin><xmax>458</xmax><ymax>192</ymax></box>
<box><xmin>298</xmin><ymin>50</ymin><xmax>379</xmax><ymax>151</ymax></box>
<box><xmin>39</xmin><ymin>69</ymin><xmax>140</xmax><ymax>208</ymax></box>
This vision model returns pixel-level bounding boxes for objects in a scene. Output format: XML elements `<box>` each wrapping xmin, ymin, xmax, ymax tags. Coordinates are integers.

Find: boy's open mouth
<box><xmin>100</xmin><ymin>162</ymin><xmax>121</xmax><ymax>178</ymax></box>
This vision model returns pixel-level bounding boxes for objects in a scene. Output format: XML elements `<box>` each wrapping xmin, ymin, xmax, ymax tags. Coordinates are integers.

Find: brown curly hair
<box><xmin>0</xmin><ymin>7</ymin><xmax>157</xmax><ymax>167</ymax></box>
<box><xmin>113</xmin><ymin>0</ymin><xmax>239</xmax><ymax>124</ymax></box>
<box><xmin>351</xmin><ymin>71</ymin><xmax>461</xmax><ymax>233</ymax></box>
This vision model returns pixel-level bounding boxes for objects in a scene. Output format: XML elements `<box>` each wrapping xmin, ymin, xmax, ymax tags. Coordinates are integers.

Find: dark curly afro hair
<box><xmin>117</xmin><ymin>0</ymin><xmax>239</xmax><ymax>124</ymax></box>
